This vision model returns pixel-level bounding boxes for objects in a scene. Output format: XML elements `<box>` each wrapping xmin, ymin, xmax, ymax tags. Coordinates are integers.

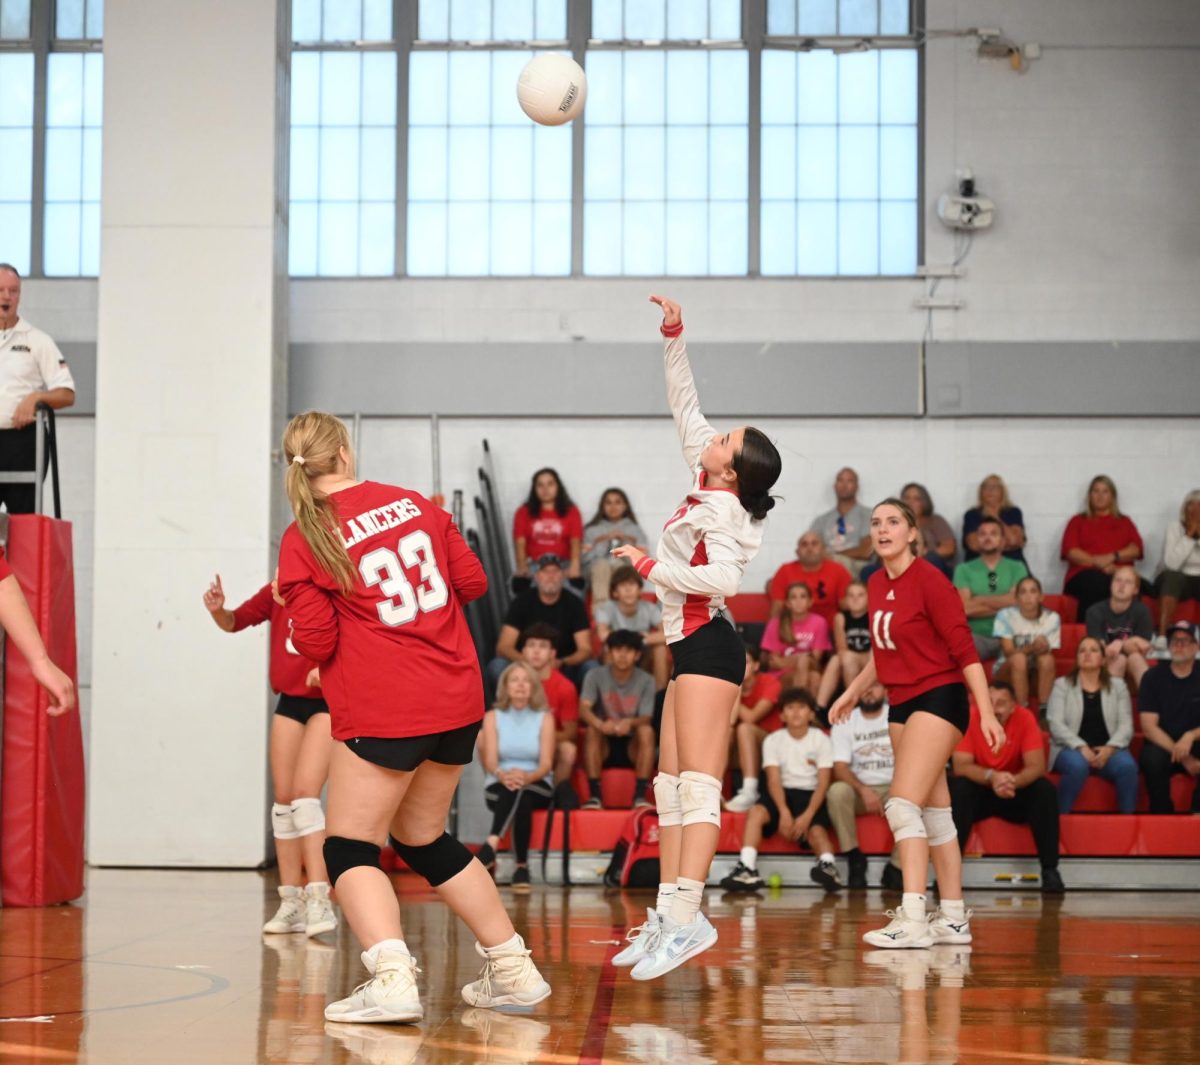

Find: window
<box><xmin>766</xmin><ymin>0</ymin><xmax>911</xmax><ymax>36</ymax></box>
<box><xmin>44</xmin><ymin>52</ymin><xmax>103</xmax><ymax>275</ymax></box>
<box><xmin>0</xmin><ymin>53</ymin><xmax>34</xmax><ymax>275</ymax></box>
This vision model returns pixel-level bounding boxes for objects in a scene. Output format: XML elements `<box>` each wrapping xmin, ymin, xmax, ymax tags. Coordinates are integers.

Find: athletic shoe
<box><xmin>461</xmin><ymin>937</ymin><xmax>552</xmax><ymax>1009</ymax></box>
<box><xmin>927</xmin><ymin>907</ymin><xmax>973</xmax><ymax>944</ymax></box>
<box><xmin>810</xmin><ymin>860</ymin><xmax>843</xmax><ymax>893</ymax></box>
<box><xmin>511</xmin><ymin>866</ymin><xmax>532</xmax><ymax>894</ymax></box>
<box><xmin>862</xmin><ymin>909</ymin><xmax>933</xmax><ymax>949</ymax></box>
<box><xmin>633</xmin><ymin>795</ymin><xmax>654</xmax><ymax>809</ymax></box>
<box><xmin>475</xmin><ymin>842</ymin><xmax>496</xmax><ymax>872</ymax></box>
<box><xmin>929</xmin><ymin>945</ymin><xmax>972</xmax><ymax>987</ymax></box>
<box><xmin>581</xmin><ymin>797</ymin><xmax>603</xmax><ymax>810</ymax></box>
<box><xmin>847</xmin><ymin>850</ymin><xmax>868</xmax><ymax>890</ymax></box>
<box><xmin>263</xmin><ymin>885</ymin><xmax>306</xmax><ymax>934</ymax></box>
<box><xmin>305</xmin><ymin>881</ymin><xmax>338</xmax><ymax>937</ymax></box>
<box><xmin>722</xmin><ymin>788</ymin><xmax>759</xmax><ymax>813</ymax></box>
<box><xmin>324</xmin><ymin>948</ymin><xmax>423</xmax><ymax>1024</ymax></box>
<box><xmin>324</xmin><ymin>1022</ymin><xmax>424</xmax><ymax>1065</ymax></box>
<box><xmin>864</xmin><ymin>949</ymin><xmax>933</xmax><ymax>991</ymax></box>
<box><xmin>880</xmin><ymin>862</ymin><xmax>904</xmax><ymax>893</ymax></box>
<box><xmin>718</xmin><ymin>861</ymin><xmax>764</xmax><ymax>893</ymax></box>
<box><xmin>1041</xmin><ymin>867</ymin><xmax>1066</xmax><ymax>894</ymax></box>
<box><xmin>631</xmin><ymin>913</ymin><xmax>718</xmax><ymax>981</ymax></box>
<box><xmin>612</xmin><ymin>908</ymin><xmax>662</xmax><ymax>967</ymax></box>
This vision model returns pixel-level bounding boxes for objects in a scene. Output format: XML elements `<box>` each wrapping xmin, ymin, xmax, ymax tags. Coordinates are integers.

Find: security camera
<box><xmin>937</xmin><ymin>170</ymin><xmax>995</xmax><ymax>230</ymax></box>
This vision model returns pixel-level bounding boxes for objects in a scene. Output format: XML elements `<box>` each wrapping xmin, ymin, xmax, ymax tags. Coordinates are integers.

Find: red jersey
<box><xmin>278</xmin><ymin>481</ymin><xmax>487</xmax><ymax>740</ymax></box>
<box><xmin>956</xmin><ymin>703</ymin><xmax>1043</xmax><ymax>774</ymax></box>
<box><xmin>512</xmin><ymin>504</ymin><xmax>583</xmax><ymax>561</ymax></box>
<box><xmin>1060</xmin><ymin>513</ymin><xmax>1144</xmax><ymax>583</ymax></box>
<box><xmin>769</xmin><ymin>558</ymin><xmax>851</xmax><ymax>624</ymax></box>
<box><xmin>743</xmin><ymin>672</ymin><xmax>784</xmax><ymax>732</ymax></box>
<box><xmin>230</xmin><ymin>582</ymin><xmax>321</xmax><ymax>699</ymax></box>
<box><xmin>541</xmin><ymin>668</ymin><xmax>579</xmax><ymax>729</ymax></box>
<box><xmin>0</xmin><ymin>545</ymin><xmax>11</xmax><ymax>581</ymax></box>
<box><xmin>867</xmin><ymin>557</ymin><xmax>979</xmax><ymax>705</ymax></box>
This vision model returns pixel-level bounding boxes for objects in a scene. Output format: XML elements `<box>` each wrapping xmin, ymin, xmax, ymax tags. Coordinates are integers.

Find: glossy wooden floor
<box><xmin>2</xmin><ymin>870</ymin><xmax>1198</xmax><ymax>1064</ymax></box>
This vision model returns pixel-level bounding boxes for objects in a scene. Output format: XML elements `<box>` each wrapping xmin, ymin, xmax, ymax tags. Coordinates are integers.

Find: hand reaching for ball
<box><xmin>649</xmin><ymin>294</ymin><xmax>681</xmax><ymax>330</ymax></box>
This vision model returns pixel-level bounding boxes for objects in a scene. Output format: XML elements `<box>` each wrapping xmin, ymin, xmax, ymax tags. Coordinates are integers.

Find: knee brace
<box><xmin>271</xmin><ymin>802</ymin><xmax>300</xmax><ymax>840</ymax></box>
<box><xmin>884</xmin><ymin>797</ymin><xmax>928</xmax><ymax>843</ymax></box>
<box><xmin>390</xmin><ymin>832</ymin><xmax>474</xmax><ymax>887</ymax></box>
<box><xmin>922</xmin><ymin>805</ymin><xmax>957</xmax><ymax>847</ymax></box>
<box><xmin>323</xmin><ymin>836</ymin><xmax>381</xmax><ymax>886</ymax></box>
<box><xmin>652</xmin><ymin>772</ymin><xmax>682</xmax><ymax>827</ymax></box>
<box><xmin>290</xmin><ymin>797</ymin><xmax>326</xmax><ymax>837</ymax></box>
<box><xmin>679</xmin><ymin>770</ymin><xmax>722</xmax><ymax>829</ymax></box>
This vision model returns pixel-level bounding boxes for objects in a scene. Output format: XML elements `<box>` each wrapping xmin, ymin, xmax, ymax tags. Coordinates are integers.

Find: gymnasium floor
<box><xmin>2</xmin><ymin>869</ymin><xmax>1197</xmax><ymax>1064</ymax></box>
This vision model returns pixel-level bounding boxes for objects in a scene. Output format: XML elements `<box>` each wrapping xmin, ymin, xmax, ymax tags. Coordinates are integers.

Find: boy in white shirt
<box><xmin>720</xmin><ymin>689</ymin><xmax>841</xmax><ymax>893</ymax></box>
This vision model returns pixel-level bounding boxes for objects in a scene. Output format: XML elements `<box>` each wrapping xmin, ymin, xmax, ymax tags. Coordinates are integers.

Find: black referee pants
<box><xmin>0</xmin><ymin>424</ymin><xmax>45</xmax><ymax>515</ymax></box>
<box><xmin>949</xmin><ymin>776</ymin><xmax>1061</xmax><ymax>869</ymax></box>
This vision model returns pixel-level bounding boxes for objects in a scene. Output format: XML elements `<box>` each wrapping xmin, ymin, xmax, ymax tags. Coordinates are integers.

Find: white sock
<box><xmin>481</xmin><ymin>932</ymin><xmax>523</xmax><ymax>956</ymax></box>
<box><xmin>901</xmin><ymin>892</ymin><xmax>927</xmax><ymax>922</ymax></box>
<box><xmin>670</xmin><ymin>877</ymin><xmax>705</xmax><ymax>925</ymax></box>
<box><xmin>363</xmin><ymin>938</ymin><xmax>409</xmax><ymax>973</ymax></box>
<box><xmin>740</xmin><ymin>778</ymin><xmax>759</xmax><ymax>797</ymax></box>
<box><xmin>940</xmin><ymin>898</ymin><xmax>966</xmax><ymax>920</ymax></box>
<box><xmin>818</xmin><ymin>852</ymin><xmax>834</xmax><ymax>865</ymax></box>
<box><xmin>739</xmin><ymin>846</ymin><xmax>758</xmax><ymax>870</ymax></box>
<box><xmin>655</xmin><ymin>883</ymin><xmax>677</xmax><ymax>916</ymax></box>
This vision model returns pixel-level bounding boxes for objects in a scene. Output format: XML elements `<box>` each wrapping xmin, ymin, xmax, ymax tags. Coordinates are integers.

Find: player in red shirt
<box><xmin>277</xmin><ymin>411</ymin><xmax>550</xmax><ymax>1024</ymax></box>
<box><xmin>203</xmin><ymin>570</ymin><xmax>335</xmax><ymax>937</ymax></box>
<box><xmin>0</xmin><ymin>544</ymin><xmax>74</xmax><ymax>713</ymax></box>
<box><xmin>831</xmin><ymin>497</ymin><xmax>1004</xmax><ymax>950</ymax></box>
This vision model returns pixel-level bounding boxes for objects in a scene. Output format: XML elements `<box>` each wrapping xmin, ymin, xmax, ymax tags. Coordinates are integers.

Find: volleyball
<box><xmin>516</xmin><ymin>52</ymin><xmax>587</xmax><ymax>126</ymax></box>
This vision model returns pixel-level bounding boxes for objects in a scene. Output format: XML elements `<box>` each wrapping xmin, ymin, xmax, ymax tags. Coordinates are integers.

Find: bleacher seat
<box><xmin>1043</xmin><ymin>594</ymin><xmax>1078</xmax><ymax>624</ymax></box>
<box><xmin>726</xmin><ymin>592</ymin><xmax>771</xmax><ymax>623</ymax></box>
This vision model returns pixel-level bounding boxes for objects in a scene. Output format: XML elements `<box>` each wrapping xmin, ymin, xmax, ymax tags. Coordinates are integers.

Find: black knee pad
<box><xmin>323</xmin><ymin>836</ymin><xmax>381</xmax><ymax>886</ymax></box>
<box><xmin>391</xmin><ymin>832</ymin><xmax>472</xmax><ymax>887</ymax></box>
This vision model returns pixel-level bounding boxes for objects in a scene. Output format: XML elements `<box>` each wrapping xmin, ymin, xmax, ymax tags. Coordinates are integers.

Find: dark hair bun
<box><xmin>742</xmin><ymin>491</ymin><xmax>777</xmax><ymax>521</ymax></box>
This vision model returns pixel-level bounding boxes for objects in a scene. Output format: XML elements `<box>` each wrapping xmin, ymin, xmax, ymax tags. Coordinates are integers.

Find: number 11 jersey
<box><xmin>278</xmin><ymin>480</ymin><xmax>487</xmax><ymax>740</ymax></box>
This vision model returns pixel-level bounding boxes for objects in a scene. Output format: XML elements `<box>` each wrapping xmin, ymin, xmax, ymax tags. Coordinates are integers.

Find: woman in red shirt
<box><xmin>831</xmin><ymin>498</ymin><xmax>1003</xmax><ymax>950</ymax></box>
<box><xmin>512</xmin><ymin>468</ymin><xmax>583</xmax><ymax>591</ymax></box>
<box><xmin>1060</xmin><ymin>475</ymin><xmax>1145</xmax><ymax>615</ymax></box>
<box><xmin>278</xmin><ymin>411</ymin><xmax>550</xmax><ymax>1025</ymax></box>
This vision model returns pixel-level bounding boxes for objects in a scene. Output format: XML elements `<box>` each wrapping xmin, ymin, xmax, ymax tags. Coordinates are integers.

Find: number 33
<box><xmin>359</xmin><ymin>530</ymin><xmax>449</xmax><ymax>627</ymax></box>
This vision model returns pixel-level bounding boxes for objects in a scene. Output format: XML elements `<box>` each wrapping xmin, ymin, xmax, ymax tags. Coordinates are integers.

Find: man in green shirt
<box><xmin>954</xmin><ymin>518</ymin><xmax>1029</xmax><ymax>660</ymax></box>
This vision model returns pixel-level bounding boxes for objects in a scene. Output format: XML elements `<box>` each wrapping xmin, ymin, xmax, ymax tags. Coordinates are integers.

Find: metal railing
<box><xmin>0</xmin><ymin>404</ymin><xmax>61</xmax><ymax>520</ymax></box>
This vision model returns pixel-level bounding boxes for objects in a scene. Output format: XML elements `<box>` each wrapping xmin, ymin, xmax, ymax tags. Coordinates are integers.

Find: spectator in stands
<box><xmin>725</xmin><ymin>644</ymin><xmax>783</xmax><ymax>812</ymax></box>
<box><xmin>1153</xmin><ymin>489</ymin><xmax>1200</xmax><ymax>646</ymax></box>
<box><xmin>953</xmin><ymin>517</ymin><xmax>1029</xmax><ymax>661</ymax></box>
<box><xmin>720</xmin><ymin>689</ymin><xmax>842</xmax><ymax>894</ymax></box>
<box><xmin>761</xmin><ymin>583</ymin><xmax>832</xmax><ymax>694</ymax></box>
<box><xmin>825</xmin><ymin>681</ymin><xmax>902</xmax><ymax>891</ymax></box>
<box><xmin>993</xmin><ymin>576</ymin><xmax>1061</xmax><ymax>712</ymax></box>
<box><xmin>512</xmin><ymin>468</ymin><xmax>583</xmax><ymax>593</ymax></box>
<box><xmin>949</xmin><ymin>681</ymin><xmax>1064</xmax><ymax>893</ymax></box>
<box><xmin>901</xmin><ymin>482</ymin><xmax>957</xmax><ymax>576</ymax></box>
<box><xmin>815</xmin><ymin>579</ymin><xmax>872</xmax><ymax>712</ymax></box>
<box><xmin>518</xmin><ymin>623</ymin><xmax>579</xmax><ymax>789</ymax></box>
<box><xmin>581</xmin><ymin>488</ymin><xmax>648</xmax><ymax>605</ymax></box>
<box><xmin>1085</xmin><ymin>566</ymin><xmax>1153</xmax><ymax>687</ymax></box>
<box><xmin>491</xmin><ymin>554</ymin><xmax>593</xmax><ymax>691</ymax></box>
<box><xmin>1138</xmin><ymin>621</ymin><xmax>1200</xmax><ymax>814</ymax></box>
<box><xmin>1060</xmin><ymin>475</ymin><xmax>1145</xmax><ymax>616</ymax></box>
<box><xmin>476</xmin><ymin>662</ymin><xmax>556</xmax><ymax>894</ymax></box>
<box><xmin>593</xmin><ymin>566</ymin><xmax>668</xmax><ymax>690</ymax></box>
<box><xmin>962</xmin><ymin>474</ymin><xmax>1026</xmax><ymax>563</ymax></box>
<box><xmin>579</xmin><ymin>631</ymin><xmax>657</xmax><ymax>810</ymax></box>
<box><xmin>0</xmin><ymin>264</ymin><xmax>76</xmax><ymax>514</ymax></box>
<box><xmin>809</xmin><ymin>467</ymin><xmax>873</xmax><ymax>575</ymax></box>
<box><xmin>1047</xmin><ymin>636</ymin><xmax>1137</xmax><ymax>814</ymax></box>
<box><xmin>768</xmin><ymin>530</ymin><xmax>851</xmax><ymax>625</ymax></box>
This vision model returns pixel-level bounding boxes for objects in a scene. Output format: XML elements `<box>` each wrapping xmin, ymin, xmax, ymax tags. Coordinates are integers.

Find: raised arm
<box><xmin>650</xmin><ymin>295</ymin><xmax>716</xmax><ymax>472</ymax></box>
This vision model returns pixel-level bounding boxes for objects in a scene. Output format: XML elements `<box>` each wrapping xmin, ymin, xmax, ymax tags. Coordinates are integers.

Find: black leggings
<box><xmin>485</xmin><ymin>782</ymin><xmax>553</xmax><ymax>864</ymax></box>
<box><xmin>948</xmin><ymin>776</ymin><xmax>1060</xmax><ymax>869</ymax></box>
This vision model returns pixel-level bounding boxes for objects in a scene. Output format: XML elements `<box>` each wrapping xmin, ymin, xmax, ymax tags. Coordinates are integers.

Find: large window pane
<box><xmin>767</xmin><ymin>0</ymin><xmax>910</xmax><ymax>35</ymax></box>
<box><xmin>292</xmin><ymin>0</ymin><xmax>391</xmax><ymax>43</ymax></box>
<box><xmin>596</xmin><ymin>0</ymin><xmax>738</xmax><ymax>40</ymax></box>
<box><xmin>418</xmin><ymin>0</ymin><xmax>566</xmax><ymax>41</ymax></box>
<box><xmin>55</xmin><ymin>0</ymin><xmax>102</xmax><ymax>39</ymax></box>
<box><xmin>1</xmin><ymin>0</ymin><xmax>31</xmax><ymax>39</ymax></box>
<box><xmin>44</xmin><ymin>53</ymin><xmax>103</xmax><ymax>277</ymax></box>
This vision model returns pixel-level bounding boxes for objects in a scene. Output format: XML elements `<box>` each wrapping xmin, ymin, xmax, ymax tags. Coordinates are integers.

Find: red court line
<box><xmin>577</xmin><ymin>924</ymin><xmax>625</xmax><ymax>1065</ymax></box>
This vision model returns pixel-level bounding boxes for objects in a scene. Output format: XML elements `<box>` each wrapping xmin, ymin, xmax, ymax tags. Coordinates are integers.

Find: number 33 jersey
<box><xmin>278</xmin><ymin>480</ymin><xmax>488</xmax><ymax>739</ymax></box>
<box><xmin>866</xmin><ymin>557</ymin><xmax>978</xmax><ymax>705</ymax></box>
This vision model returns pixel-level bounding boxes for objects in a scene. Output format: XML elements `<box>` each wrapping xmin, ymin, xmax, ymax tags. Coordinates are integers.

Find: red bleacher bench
<box><xmin>725</xmin><ymin>592</ymin><xmax>771</xmax><ymax>623</ymax></box>
<box><xmin>1043</xmin><ymin>594</ymin><xmax>1078</xmax><ymax>624</ymax></box>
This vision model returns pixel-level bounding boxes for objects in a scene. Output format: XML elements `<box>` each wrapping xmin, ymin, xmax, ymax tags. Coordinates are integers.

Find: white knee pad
<box><xmin>290</xmin><ymin>797</ymin><xmax>326</xmax><ymax>837</ymax></box>
<box><xmin>884</xmin><ymin>797</ymin><xmax>927</xmax><ymax>843</ymax></box>
<box><xmin>272</xmin><ymin>802</ymin><xmax>300</xmax><ymax>840</ymax></box>
<box><xmin>653</xmin><ymin>772</ymin><xmax>682</xmax><ymax>827</ymax></box>
<box><xmin>922</xmin><ymin>806</ymin><xmax>957</xmax><ymax>847</ymax></box>
<box><xmin>678</xmin><ymin>771</ymin><xmax>722</xmax><ymax>829</ymax></box>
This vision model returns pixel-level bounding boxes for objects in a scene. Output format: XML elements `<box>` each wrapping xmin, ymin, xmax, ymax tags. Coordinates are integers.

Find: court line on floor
<box><xmin>578</xmin><ymin>923</ymin><xmax>625</xmax><ymax>1065</ymax></box>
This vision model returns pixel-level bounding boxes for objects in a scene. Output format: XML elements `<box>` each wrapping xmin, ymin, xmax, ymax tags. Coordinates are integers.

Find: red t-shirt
<box><xmin>743</xmin><ymin>671</ymin><xmax>784</xmax><ymax>732</ymax></box>
<box><xmin>230</xmin><ymin>582</ymin><xmax>321</xmax><ymax>699</ymax></box>
<box><xmin>867</xmin><ymin>558</ymin><xmax>980</xmax><ymax>705</ymax></box>
<box><xmin>512</xmin><ymin>504</ymin><xmax>583</xmax><ymax>561</ymax></box>
<box><xmin>768</xmin><ymin>558</ymin><xmax>851</xmax><ymax>624</ymax></box>
<box><xmin>278</xmin><ymin>481</ymin><xmax>487</xmax><ymax>740</ymax></box>
<box><xmin>541</xmin><ymin>668</ymin><xmax>579</xmax><ymax>729</ymax></box>
<box><xmin>956</xmin><ymin>703</ymin><xmax>1043</xmax><ymax>774</ymax></box>
<box><xmin>0</xmin><ymin>545</ymin><xmax>11</xmax><ymax>581</ymax></box>
<box><xmin>1060</xmin><ymin>513</ymin><xmax>1144</xmax><ymax>584</ymax></box>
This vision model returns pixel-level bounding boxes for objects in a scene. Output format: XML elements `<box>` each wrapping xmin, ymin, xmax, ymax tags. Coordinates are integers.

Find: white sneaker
<box><xmin>723</xmin><ymin>788</ymin><xmax>759</xmax><ymax>813</ymax></box>
<box><xmin>612</xmin><ymin>908</ymin><xmax>662</xmax><ymax>967</ymax></box>
<box><xmin>862</xmin><ymin>909</ymin><xmax>933</xmax><ymax>949</ymax></box>
<box><xmin>630</xmin><ymin>912</ymin><xmax>718</xmax><ymax>981</ymax></box>
<box><xmin>263</xmin><ymin>885</ymin><xmax>306</xmax><ymax>934</ymax></box>
<box><xmin>325</xmin><ymin>948</ymin><xmax>423</xmax><ymax>1024</ymax></box>
<box><xmin>305</xmin><ymin>881</ymin><xmax>338</xmax><ymax>937</ymax></box>
<box><xmin>927</xmin><ymin>907</ymin><xmax>973</xmax><ymax>944</ymax></box>
<box><xmin>864</xmin><ymin>949</ymin><xmax>933</xmax><ymax>990</ymax></box>
<box><xmin>461</xmin><ymin>937</ymin><xmax>552</xmax><ymax>1009</ymax></box>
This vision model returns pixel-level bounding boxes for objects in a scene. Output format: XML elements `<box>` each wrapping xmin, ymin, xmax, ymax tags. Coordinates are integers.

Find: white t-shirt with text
<box><xmin>830</xmin><ymin>706</ymin><xmax>894</xmax><ymax>786</ymax></box>
<box><xmin>762</xmin><ymin>727</ymin><xmax>833</xmax><ymax>790</ymax></box>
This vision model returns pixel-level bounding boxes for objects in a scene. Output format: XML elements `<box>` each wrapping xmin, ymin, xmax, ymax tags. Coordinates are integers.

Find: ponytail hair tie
<box><xmin>292</xmin><ymin>454</ymin><xmax>305</xmax><ymax>466</ymax></box>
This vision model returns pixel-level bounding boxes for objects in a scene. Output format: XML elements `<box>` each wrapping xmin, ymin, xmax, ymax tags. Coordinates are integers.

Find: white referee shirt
<box><xmin>0</xmin><ymin>318</ymin><xmax>75</xmax><ymax>430</ymax></box>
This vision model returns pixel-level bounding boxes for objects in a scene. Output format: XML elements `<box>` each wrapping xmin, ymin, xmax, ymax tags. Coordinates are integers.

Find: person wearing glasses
<box><xmin>809</xmin><ymin>467</ymin><xmax>873</xmax><ymax>576</ymax></box>
<box><xmin>952</xmin><ymin>518</ymin><xmax>1029</xmax><ymax>661</ymax></box>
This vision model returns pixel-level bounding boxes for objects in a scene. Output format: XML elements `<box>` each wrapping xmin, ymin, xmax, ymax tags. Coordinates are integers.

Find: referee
<box><xmin>0</xmin><ymin>264</ymin><xmax>75</xmax><ymax>513</ymax></box>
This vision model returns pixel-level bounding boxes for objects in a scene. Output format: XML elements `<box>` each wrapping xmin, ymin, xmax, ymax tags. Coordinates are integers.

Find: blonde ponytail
<box><xmin>283</xmin><ymin>411</ymin><xmax>356</xmax><ymax>595</ymax></box>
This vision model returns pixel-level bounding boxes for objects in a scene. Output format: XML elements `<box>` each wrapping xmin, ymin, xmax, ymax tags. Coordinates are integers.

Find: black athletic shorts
<box><xmin>888</xmin><ymin>682</ymin><xmax>970</xmax><ymax>735</ymax></box>
<box><xmin>595</xmin><ymin>723</ymin><xmax>652</xmax><ymax>768</ymax></box>
<box><xmin>670</xmin><ymin>616</ymin><xmax>746</xmax><ymax>685</ymax></box>
<box><xmin>274</xmin><ymin>693</ymin><xmax>329</xmax><ymax>725</ymax></box>
<box><xmin>346</xmin><ymin>720</ymin><xmax>482</xmax><ymax>772</ymax></box>
<box><xmin>759</xmin><ymin>785</ymin><xmax>832</xmax><ymax>840</ymax></box>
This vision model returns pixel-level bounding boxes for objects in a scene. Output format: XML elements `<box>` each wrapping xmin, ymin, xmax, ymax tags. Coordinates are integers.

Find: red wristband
<box><xmin>634</xmin><ymin>556</ymin><xmax>657</xmax><ymax>580</ymax></box>
<box><xmin>660</xmin><ymin>320</ymin><xmax>683</xmax><ymax>338</ymax></box>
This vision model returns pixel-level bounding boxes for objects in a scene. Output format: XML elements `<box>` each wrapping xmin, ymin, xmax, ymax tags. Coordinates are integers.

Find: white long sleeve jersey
<box><xmin>633</xmin><ymin>331</ymin><xmax>766</xmax><ymax>644</ymax></box>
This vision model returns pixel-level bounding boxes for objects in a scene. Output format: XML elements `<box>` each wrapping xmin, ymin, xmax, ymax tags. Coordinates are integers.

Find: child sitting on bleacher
<box><xmin>593</xmin><ymin>566</ymin><xmax>668</xmax><ymax>690</ymax></box>
<box><xmin>992</xmin><ymin>576</ymin><xmax>1062</xmax><ymax>715</ymax></box>
<box><xmin>720</xmin><ymin>689</ymin><xmax>842</xmax><ymax>894</ymax></box>
<box><xmin>761</xmin><ymin>583</ymin><xmax>832</xmax><ymax>694</ymax></box>
<box><xmin>725</xmin><ymin>643</ymin><xmax>783</xmax><ymax>812</ymax></box>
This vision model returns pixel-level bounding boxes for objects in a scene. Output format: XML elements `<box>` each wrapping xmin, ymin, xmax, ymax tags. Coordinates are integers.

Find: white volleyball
<box><xmin>516</xmin><ymin>52</ymin><xmax>587</xmax><ymax>126</ymax></box>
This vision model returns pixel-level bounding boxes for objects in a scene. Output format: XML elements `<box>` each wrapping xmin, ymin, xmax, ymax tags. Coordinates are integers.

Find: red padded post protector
<box><xmin>1</xmin><ymin>515</ymin><xmax>84</xmax><ymax>907</ymax></box>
